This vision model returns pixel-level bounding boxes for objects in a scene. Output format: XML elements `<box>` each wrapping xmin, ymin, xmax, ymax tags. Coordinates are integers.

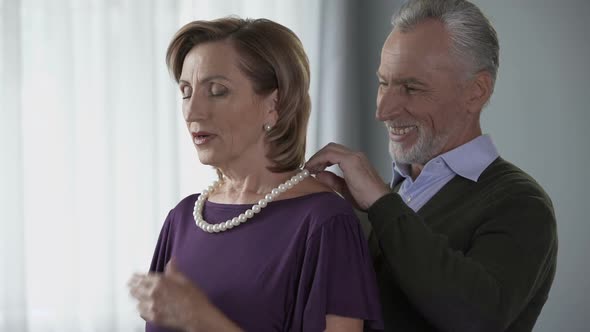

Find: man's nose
<box><xmin>376</xmin><ymin>88</ymin><xmax>404</xmax><ymax>121</ymax></box>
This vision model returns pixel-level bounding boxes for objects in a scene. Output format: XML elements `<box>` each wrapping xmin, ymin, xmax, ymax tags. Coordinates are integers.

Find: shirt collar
<box><xmin>391</xmin><ymin>134</ymin><xmax>499</xmax><ymax>185</ymax></box>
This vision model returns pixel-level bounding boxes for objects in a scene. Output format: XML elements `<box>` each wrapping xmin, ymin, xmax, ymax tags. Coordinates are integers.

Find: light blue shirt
<box><xmin>391</xmin><ymin>135</ymin><xmax>499</xmax><ymax>212</ymax></box>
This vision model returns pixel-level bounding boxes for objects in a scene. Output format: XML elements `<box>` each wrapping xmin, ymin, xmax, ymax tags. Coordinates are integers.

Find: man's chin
<box><xmin>389</xmin><ymin>145</ymin><xmax>414</xmax><ymax>164</ymax></box>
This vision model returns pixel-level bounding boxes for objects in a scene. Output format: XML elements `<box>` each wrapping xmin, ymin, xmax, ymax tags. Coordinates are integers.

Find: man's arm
<box><xmin>306</xmin><ymin>143</ymin><xmax>557</xmax><ymax>331</ymax></box>
<box><xmin>368</xmin><ymin>192</ymin><xmax>556</xmax><ymax>331</ymax></box>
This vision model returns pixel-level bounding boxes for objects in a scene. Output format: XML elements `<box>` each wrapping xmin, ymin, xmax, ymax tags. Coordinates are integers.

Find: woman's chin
<box><xmin>196</xmin><ymin>153</ymin><xmax>217</xmax><ymax>167</ymax></box>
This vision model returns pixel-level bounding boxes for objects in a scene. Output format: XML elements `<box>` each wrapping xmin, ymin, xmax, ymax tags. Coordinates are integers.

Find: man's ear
<box><xmin>466</xmin><ymin>70</ymin><xmax>493</xmax><ymax>114</ymax></box>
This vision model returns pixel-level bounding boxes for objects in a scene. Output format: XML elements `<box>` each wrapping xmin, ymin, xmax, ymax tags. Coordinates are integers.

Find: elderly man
<box><xmin>306</xmin><ymin>0</ymin><xmax>557</xmax><ymax>331</ymax></box>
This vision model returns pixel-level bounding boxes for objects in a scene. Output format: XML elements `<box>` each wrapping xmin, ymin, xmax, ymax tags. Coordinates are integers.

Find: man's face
<box><xmin>376</xmin><ymin>19</ymin><xmax>473</xmax><ymax>166</ymax></box>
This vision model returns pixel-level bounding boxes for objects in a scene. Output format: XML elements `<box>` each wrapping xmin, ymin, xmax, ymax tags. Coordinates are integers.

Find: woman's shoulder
<box><xmin>174</xmin><ymin>193</ymin><xmax>200</xmax><ymax>211</ymax></box>
<box><xmin>286</xmin><ymin>177</ymin><xmax>357</xmax><ymax>215</ymax></box>
<box><xmin>275</xmin><ymin>193</ymin><xmax>360</xmax><ymax>238</ymax></box>
<box><xmin>162</xmin><ymin>194</ymin><xmax>200</xmax><ymax>227</ymax></box>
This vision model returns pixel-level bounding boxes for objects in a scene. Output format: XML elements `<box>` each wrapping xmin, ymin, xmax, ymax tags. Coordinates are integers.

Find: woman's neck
<box><xmin>208</xmin><ymin>166</ymin><xmax>299</xmax><ymax>204</ymax></box>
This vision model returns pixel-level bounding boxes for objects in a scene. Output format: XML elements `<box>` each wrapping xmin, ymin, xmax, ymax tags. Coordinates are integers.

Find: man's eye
<box><xmin>378</xmin><ymin>81</ymin><xmax>388</xmax><ymax>87</ymax></box>
<box><xmin>403</xmin><ymin>85</ymin><xmax>418</xmax><ymax>94</ymax></box>
<box><xmin>210</xmin><ymin>83</ymin><xmax>228</xmax><ymax>97</ymax></box>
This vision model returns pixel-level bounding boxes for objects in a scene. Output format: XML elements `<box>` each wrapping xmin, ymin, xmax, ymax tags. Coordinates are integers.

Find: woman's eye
<box><xmin>210</xmin><ymin>83</ymin><xmax>228</xmax><ymax>97</ymax></box>
<box><xmin>181</xmin><ymin>85</ymin><xmax>192</xmax><ymax>99</ymax></box>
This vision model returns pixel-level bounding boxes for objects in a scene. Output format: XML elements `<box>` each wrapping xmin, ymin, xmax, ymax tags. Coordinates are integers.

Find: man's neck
<box><xmin>410</xmin><ymin>164</ymin><xmax>425</xmax><ymax>180</ymax></box>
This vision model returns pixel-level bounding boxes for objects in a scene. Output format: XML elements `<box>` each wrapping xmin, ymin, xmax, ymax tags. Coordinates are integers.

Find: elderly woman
<box><xmin>128</xmin><ymin>17</ymin><xmax>382</xmax><ymax>332</ymax></box>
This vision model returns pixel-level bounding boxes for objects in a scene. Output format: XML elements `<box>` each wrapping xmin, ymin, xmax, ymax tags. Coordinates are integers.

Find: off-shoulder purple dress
<box><xmin>146</xmin><ymin>192</ymin><xmax>383</xmax><ymax>332</ymax></box>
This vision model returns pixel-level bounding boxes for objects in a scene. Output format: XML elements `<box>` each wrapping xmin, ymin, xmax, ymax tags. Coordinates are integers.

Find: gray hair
<box><xmin>392</xmin><ymin>0</ymin><xmax>499</xmax><ymax>88</ymax></box>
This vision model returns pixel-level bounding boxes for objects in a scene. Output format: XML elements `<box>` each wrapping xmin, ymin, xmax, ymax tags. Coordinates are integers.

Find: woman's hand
<box><xmin>128</xmin><ymin>259</ymin><xmax>210</xmax><ymax>331</ymax></box>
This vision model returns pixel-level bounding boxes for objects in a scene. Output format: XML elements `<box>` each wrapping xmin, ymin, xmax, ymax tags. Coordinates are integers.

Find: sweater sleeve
<box><xmin>367</xmin><ymin>192</ymin><xmax>557</xmax><ymax>331</ymax></box>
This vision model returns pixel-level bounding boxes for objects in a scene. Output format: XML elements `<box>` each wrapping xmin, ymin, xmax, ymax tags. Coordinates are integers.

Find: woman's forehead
<box><xmin>180</xmin><ymin>42</ymin><xmax>242</xmax><ymax>83</ymax></box>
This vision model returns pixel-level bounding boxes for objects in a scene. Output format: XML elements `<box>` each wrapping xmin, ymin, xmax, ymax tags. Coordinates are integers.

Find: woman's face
<box><xmin>178</xmin><ymin>41</ymin><xmax>276</xmax><ymax>170</ymax></box>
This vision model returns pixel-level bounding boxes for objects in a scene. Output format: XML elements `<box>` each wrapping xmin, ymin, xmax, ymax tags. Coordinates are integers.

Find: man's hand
<box><xmin>305</xmin><ymin>143</ymin><xmax>390</xmax><ymax>211</ymax></box>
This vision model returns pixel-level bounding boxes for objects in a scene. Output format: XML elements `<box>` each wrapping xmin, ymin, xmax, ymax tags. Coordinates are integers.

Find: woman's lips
<box><xmin>192</xmin><ymin>132</ymin><xmax>216</xmax><ymax>146</ymax></box>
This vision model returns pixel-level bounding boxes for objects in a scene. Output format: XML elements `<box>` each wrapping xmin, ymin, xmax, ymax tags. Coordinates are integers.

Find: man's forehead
<box><xmin>379</xmin><ymin>25</ymin><xmax>456</xmax><ymax>76</ymax></box>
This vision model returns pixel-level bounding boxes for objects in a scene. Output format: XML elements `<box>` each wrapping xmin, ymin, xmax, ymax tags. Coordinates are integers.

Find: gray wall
<box><xmin>355</xmin><ymin>1</ymin><xmax>590</xmax><ymax>331</ymax></box>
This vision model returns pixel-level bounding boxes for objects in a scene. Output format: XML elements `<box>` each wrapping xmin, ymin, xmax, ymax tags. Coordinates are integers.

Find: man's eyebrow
<box><xmin>392</xmin><ymin>77</ymin><xmax>427</xmax><ymax>86</ymax></box>
<box><xmin>376</xmin><ymin>72</ymin><xmax>426</xmax><ymax>86</ymax></box>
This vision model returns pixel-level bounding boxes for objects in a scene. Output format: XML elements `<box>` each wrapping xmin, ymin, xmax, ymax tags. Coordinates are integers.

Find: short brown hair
<box><xmin>166</xmin><ymin>17</ymin><xmax>311</xmax><ymax>173</ymax></box>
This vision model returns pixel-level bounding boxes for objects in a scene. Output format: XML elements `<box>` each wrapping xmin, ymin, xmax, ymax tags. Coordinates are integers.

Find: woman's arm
<box><xmin>325</xmin><ymin>315</ymin><xmax>363</xmax><ymax>332</ymax></box>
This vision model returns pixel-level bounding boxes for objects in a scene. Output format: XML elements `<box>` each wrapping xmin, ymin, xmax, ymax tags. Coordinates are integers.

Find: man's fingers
<box><xmin>305</xmin><ymin>143</ymin><xmax>352</xmax><ymax>173</ymax></box>
<box><xmin>316</xmin><ymin>171</ymin><xmax>361</xmax><ymax>209</ymax></box>
<box><xmin>315</xmin><ymin>171</ymin><xmax>346</xmax><ymax>194</ymax></box>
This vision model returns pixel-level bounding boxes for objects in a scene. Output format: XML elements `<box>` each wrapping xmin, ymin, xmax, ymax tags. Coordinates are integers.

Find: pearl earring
<box><xmin>264</xmin><ymin>124</ymin><xmax>273</xmax><ymax>132</ymax></box>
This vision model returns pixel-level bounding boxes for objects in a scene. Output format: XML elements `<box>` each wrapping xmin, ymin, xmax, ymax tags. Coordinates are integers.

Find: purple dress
<box><xmin>146</xmin><ymin>192</ymin><xmax>383</xmax><ymax>332</ymax></box>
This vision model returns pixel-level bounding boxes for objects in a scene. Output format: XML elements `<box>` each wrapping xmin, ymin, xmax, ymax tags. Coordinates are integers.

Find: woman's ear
<box><xmin>264</xmin><ymin>89</ymin><xmax>279</xmax><ymax>126</ymax></box>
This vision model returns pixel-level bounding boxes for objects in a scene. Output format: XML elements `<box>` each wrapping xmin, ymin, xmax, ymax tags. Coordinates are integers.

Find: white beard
<box><xmin>388</xmin><ymin>125</ymin><xmax>449</xmax><ymax>165</ymax></box>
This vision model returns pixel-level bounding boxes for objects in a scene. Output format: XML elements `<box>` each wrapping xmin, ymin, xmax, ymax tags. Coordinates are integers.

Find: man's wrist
<box><xmin>364</xmin><ymin>186</ymin><xmax>391</xmax><ymax>210</ymax></box>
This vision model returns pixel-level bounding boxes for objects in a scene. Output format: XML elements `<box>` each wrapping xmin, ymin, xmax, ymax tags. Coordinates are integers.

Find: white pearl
<box><xmin>193</xmin><ymin>169</ymin><xmax>310</xmax><ymax>233</ymax></box>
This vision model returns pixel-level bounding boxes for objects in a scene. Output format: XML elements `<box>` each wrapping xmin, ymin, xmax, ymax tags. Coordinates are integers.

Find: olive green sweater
<box><xmin>362</xmin><ymin>157</ymin><xmax>557</xmax><ymax>331</ymax></box>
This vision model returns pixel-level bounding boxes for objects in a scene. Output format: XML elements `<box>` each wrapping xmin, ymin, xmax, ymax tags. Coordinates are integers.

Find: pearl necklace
<box><xmin>193</xmin><ymin>169</ymin><xmax>310</xmax><ymax>233</ymax></box>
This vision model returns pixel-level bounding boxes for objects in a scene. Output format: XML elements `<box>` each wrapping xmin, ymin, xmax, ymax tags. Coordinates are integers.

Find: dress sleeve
<box><xmin>291</xmin><ymin>214</ymin><xmax>384</xmax><ymax>331</ymax></box>
<box><xmin>148</xmin><ymin>210</ymin><xmax>175</xmax><ymax>273</ymax></box>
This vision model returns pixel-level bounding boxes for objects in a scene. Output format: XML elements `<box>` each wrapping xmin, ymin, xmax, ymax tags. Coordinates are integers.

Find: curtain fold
<box><xmin>1</xmin><ymin>0</ymin><xmax>28</xmax><ymax>331</ymax></box>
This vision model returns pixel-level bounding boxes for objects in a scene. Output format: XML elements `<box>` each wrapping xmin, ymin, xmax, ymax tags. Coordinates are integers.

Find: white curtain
<box><xmin>1</xmin><ymin>0</ymin><xmax>361</xmax><ymax>331</ymax></box>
